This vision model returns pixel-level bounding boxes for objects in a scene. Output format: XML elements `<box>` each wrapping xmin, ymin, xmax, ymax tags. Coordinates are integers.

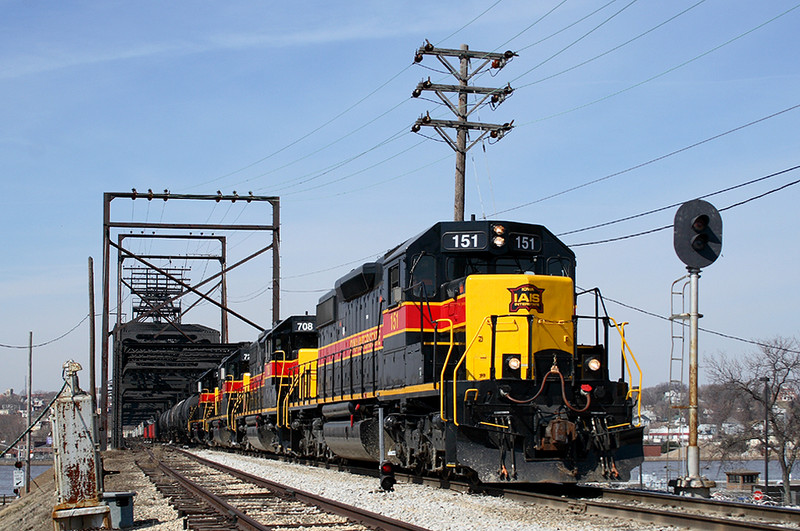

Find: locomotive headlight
<box><xmin>493</xmin><ymin>236</ymin><xmax>506</xmax><ymax>247</ymax></box>
<box><xmin>492</xmin><ymin>224</ymin><xmax>506</xmax><ymax>236</ymax></box>
<box><xmin>587</xmin><ymin>358</ymin><xmax>601</xmax><ymax>372</ymax></box>
<box><xmin>507</xmin><ymin>356</ymin><xmax>521</xmax><ymax>370</ymax></box>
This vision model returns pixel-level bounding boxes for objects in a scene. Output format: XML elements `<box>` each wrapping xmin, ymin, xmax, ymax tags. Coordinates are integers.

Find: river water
<box><xmin>0</xmin><ymin>463</ymin><xmax>51</xmax><ymax>497</ymax></box>
<box><xmin>629</xmin><ymin>459</ymin><xmax>799</xmax><ymax>491</ymax></box>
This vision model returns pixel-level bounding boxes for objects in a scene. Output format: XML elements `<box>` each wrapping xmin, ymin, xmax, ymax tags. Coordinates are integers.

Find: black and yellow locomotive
<box><xmin>160</xmin><ymin>219</ymin><xmax>644</xmax><ymax>484</ymax></box>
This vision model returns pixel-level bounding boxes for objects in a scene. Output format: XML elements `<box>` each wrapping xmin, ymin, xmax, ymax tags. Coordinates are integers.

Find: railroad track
<box><xmin>397</xmin><ymin>469</ymin><xmax>800</xmax><ymax>530</ymax></box>
<box><xmin>161</xmin><ymin>444</ymin><xmax>800</xmax><ymax>530</ymax></box>
<box><xmin>137</xmin><ymin>446</ymin><xmax>429</xmax><ymax>531</ymax></box>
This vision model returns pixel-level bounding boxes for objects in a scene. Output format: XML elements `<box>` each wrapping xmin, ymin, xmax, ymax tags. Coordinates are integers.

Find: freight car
<box><xmin>156</xmin><ymin>219</ymin><xmax>644</xmax><ymax>484</ymax></box>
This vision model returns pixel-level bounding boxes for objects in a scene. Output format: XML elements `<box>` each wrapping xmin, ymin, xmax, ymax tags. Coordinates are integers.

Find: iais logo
<box><xmin>507</xmin><ymin>284</ymin><xmax>544</xmax><ymax>313</ymax></box>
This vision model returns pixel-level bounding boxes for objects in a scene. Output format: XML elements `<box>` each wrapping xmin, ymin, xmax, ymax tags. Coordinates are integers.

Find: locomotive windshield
<box><xmin>445</xmin><ymin>254</ymin><xmax>572</xmax><ymax>282</ymax></box>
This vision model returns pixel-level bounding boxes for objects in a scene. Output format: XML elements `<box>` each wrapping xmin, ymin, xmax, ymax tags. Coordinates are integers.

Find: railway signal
<box><xmin>673</xmin><ymin>199</ymin><xmax>722</xmax><ymax>268</ymax></box>
<box><xmin>670</xmin><ymin>199</ymin><xmax>722</xmax><ymax>497</ymax></box>
<box><xmin>379</xmin><ymin>461</ymin><xmax>396</xmax><ymax>491</ymax></box>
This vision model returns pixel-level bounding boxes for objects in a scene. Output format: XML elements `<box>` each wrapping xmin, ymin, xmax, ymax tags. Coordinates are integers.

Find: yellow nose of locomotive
<box><xmin>464</xmin><ymin>274</ymin><xmax>574</xmax><ymax>381</ymax></box>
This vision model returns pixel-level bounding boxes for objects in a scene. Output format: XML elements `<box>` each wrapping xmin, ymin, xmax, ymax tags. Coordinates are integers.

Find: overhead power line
<box><xmin>279</xmin><ymin>3</ymin><xmax>795</xmax><ymax>204</ymax></box>
<box><xmin>493</xmin><ymin>102</ymin><xmax>800</xmax><ymax>217</ymax></box>
<box><xmin>599</xmin><ymin>293</ymin><xmax>800</xmax><ymax>355</ymax></box>
<box><xmin>510</xmin><ymin>0</ymin><xmax>641</xmax><ymax>84</ymax></box>
<box><xmin>517</xmin><ymin>0</ymin><xmax>707</xmax><ymax>89</ymax></box>
<box><xmin>569</xmin><ymin>168</ymin><xmax>800</xmax><ymax>247</ymax></box>
<box><xmin>514</xmin><ymin>1</ymin><xmax>800</xmax><ymax>123</ymax></box>
<box><xmin>0</xmin><ymin>314</ymin><xmax>90</xmax><ymax>350</ymax></box>
<box><xmin>192</xmin><ymin>2</ymin><xmax>590</xmax><ymax>197</ymax></box>
<box><xmin>558</xmin><ymin>165</ymin><xmax>800</xmax><ymax>237</ymax></box>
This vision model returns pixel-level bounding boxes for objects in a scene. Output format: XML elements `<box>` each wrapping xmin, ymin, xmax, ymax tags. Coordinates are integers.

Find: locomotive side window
<box><xmin>411</xmin><ymin>254</ymin><xmax>436</xmax><ymax>297</ymax></box>
<box><xmin>388</xmin><ymin>264</ymin><xmax>401</xmax><ymax>305</ymax></box>
<box><xmin>316</xmin><ymin>293</ymin><xmax>336</xmax><ymax>326</ymax></box>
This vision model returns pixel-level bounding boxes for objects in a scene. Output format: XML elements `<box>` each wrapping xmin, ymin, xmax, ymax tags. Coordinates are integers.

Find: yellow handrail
<box><xmin>438</xmin><ymin>316</ymin><xmax>494</xmax><ymax>423</ymax></box>
<box><xmin>228</xmin><ymin>392</ymin><xmax>242</xmax><ymax>429</ymax></box>
<box><xmin>608</xmin><ymin>318</ymin><xmax>643</xmax><ymax>427</ymax></box>
<box><xmin>451</xmin><ymin>316</ymin><xmax>497</xmax><ymax>426</ymax></box>
<box><xmin>439</xmin><ymin>316</ymin><xmax>500</xmax><ymax>426</ymax></box>
<box><xmin>282</xmin><ymin>372</ymin><xmax>301</xmax><ymax>427</ymax></box>
<box><xmin>274</xmin><ymin>350</ymin><xmax>287</xmax><ymax>428</ymax></box>
<box><xmin>452</xmin><ymin>351</ymin><xmax>468</xmax><ymax>426</ymax></box>
<box><xmin>435</xmin><ymin>318</ymin><xmax>454</xmax><ymax>422</ymax></box>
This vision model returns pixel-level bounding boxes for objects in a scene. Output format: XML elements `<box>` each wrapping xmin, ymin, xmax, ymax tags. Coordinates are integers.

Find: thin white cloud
<box><xmin>0</xmin><ymin>0</ymin><xmax>523</xmax><ymax>81</ymax></box>
<box><xmin>0</xmin><ymin>15</ymin><xmax>440</xmax><ymax>81</ymax></box>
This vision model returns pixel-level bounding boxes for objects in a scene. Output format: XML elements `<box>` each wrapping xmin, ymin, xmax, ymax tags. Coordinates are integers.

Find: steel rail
<box><xmin>493</xmin><ymin>486</ymin><xmax>796</xmax><ymax>531</ymax></box>
<box><xmin>146</xmin><ymin>448</ymin><xmax>269</xmax><ymax>530</ymax></box>
<box><xmin>601</xmin><ymin>488</ymin><xmax>800</xmax><ymax>525</ymax></box>
<box><xmin>174</xmin><ymin>447</ymin><xmax>431</xmax><ymax>531</ymax></box>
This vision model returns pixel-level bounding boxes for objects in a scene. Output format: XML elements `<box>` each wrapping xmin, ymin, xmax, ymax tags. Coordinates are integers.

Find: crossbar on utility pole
<box><xmin>411</xmin><ymin>41</ymin><xmax>516</xmax><ymax>221</ymax></box>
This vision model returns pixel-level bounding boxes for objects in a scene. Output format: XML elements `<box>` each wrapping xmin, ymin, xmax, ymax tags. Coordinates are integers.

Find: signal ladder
<box><xmin>666</xmin><ymin>275</ymin><xmax>691</xmax><ymax>483</ymax></box>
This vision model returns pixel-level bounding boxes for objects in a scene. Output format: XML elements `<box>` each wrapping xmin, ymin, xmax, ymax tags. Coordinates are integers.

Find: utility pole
<box><xmin>88</xmin><ymin>257</ymin><xmax>96</xmax><ymax>413</ymax></box>
<box><xmin>411</xmin><ymin>41</ymin><xmax>515</xmax><ymax>221</ymax></box>
<box><xmin>26</xmin><ymin>331</ymin><xmax>32</xmax><ymax>494</ymax></box>
<box><xmin>760</xmin><ymin>376</ymin><xmax>770</xmax><ymax>493</ymax></box>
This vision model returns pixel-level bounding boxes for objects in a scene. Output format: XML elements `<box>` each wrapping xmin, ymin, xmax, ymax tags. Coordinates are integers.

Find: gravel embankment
<box><xmin>0</xmin><ymin>449</ymin><xmax>184</xmax><ymax>531</ymax></box>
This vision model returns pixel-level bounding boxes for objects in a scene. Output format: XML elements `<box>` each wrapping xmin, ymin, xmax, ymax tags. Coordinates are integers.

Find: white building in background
<box><xmin>645</xmin><ymin>423</ymin><xmax>719</xmax><ymax>444</ymax></box>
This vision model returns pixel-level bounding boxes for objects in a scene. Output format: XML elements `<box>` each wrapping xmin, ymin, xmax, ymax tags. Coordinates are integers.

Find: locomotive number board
<box><xmin>442</xmin><ymin>231</ymin><xmax>487</xmax><ymax>251</ymax></box>
<box><xmin>509</xmin><ymin>233</ymin><xmax>541</xmax><ymax>252</ymax></box>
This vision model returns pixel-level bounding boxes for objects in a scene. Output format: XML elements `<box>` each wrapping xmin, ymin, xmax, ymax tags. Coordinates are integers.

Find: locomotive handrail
<box><xmin>442</xmin><ymin>316</ymin><xmax>492</xmax><ymax>424</ymax></box>
<box><xmin>229</xmin><ymin>392</ymin><xmax>243</xmax><ymax>432</ymax></box>
<box><xmin>435</xmin><ymin>318</ymin><xmax>454</xmax><ymax>422</ymax></box>
<box><xmin>452</xmin><ymin>351</ymin><xmax>468</xmax><ymax>426</ymax></box>
<box><xmin>274</xmin><ymin>350</ymin><xmax>288</xmax><ymax>428</ymax></box>
<box><xmin>282</xmin><ymin>371</ymin><xmax>302</xmax><ymax>427</ymax></box>
<box><xmin>608</xmin><ymin>318</ymin><xmax>643</xmax><ymax>427</ymax></box>
<box><xmin>451</xmin><ymin>316</ymin><xmax>496</xmax><ymax>426</ymax></box>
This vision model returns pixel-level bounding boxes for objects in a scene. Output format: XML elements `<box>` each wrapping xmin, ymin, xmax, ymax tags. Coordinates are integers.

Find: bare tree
<box><xmin>707</xmin><ymin>336</ymin><xmax>800</xmax><ymax>504</ymax></box>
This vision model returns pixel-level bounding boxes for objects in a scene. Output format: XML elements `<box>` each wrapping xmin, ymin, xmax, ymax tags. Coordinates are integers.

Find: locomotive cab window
<box><xmin>495</xmin><ymin>256</ymin><xmax>538</xmax><ymax>275</ymax></box>
<box><xmin>411</xmin><ymin>254</ymin><xmax>436</xmax><ymax>298</ymax></box>
<box><xmin>547</xmin><ymin>257</ymin><xmax>572</xmax><ymax>277</ymax></box>
<box><xmin>388</xmin><ymin>264</ymin><xmax>401</xmax><ymax>306</ymax></box>
<box><xmin>446</xmin><ymin>256</ymin><xmax>487</xmax><ymax>281</ymax></box>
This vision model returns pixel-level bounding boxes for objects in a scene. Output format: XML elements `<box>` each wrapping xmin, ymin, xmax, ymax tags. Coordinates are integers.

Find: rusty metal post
<box><xmin>671</xmin><ymin>266</ymin><xmax>715</xmax><ymax>497</ymax></box>
<box><xmin>52</xmin><ymin>361</ymin><xmax>111</xmax><ymax>529</ymax></box>
<box><xmin>687</xmin><ymin>267</ymin><xmax>700</xmax><ymax>478</ymax></box>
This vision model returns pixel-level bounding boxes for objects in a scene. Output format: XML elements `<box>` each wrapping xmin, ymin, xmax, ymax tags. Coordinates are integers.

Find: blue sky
<box><xmin>1</xmin><ymin>0</ymin><xmax>798</xmax><ymax>393</ymax></box>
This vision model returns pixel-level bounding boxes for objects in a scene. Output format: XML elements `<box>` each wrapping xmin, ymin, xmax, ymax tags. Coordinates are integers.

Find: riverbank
<box><xmin>0</xmin><ymin>450</ymin><xmax>183</xmax><ymax>531</ymax></box>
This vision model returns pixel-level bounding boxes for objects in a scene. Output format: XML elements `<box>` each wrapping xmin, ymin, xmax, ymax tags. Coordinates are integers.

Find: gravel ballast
<box><xmin>191</xmin><ymin>448</ymin><xmax>664</xmax><ymax>531</ymax></box>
